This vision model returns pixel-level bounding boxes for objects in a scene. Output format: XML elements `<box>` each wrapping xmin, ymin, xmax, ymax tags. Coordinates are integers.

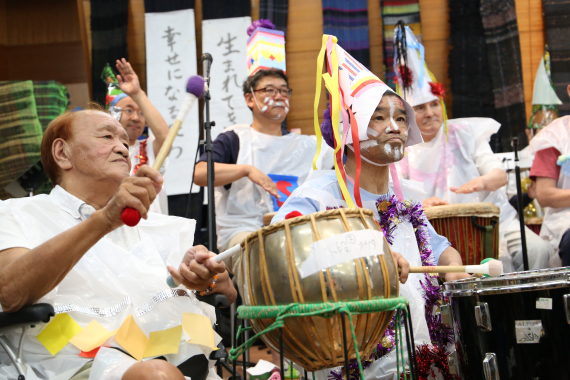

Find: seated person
<box><xmin>104</xmin><ymin>59</ymin><xmax>171</xmax><ymax>214</ymax></box>
<box><xmin>0</xmin><ymin>108</ymin><xmax>236</xmax><ymax>380</ymax></box>
<box><xmin>529</xmin><ymin>84</ymin><xmax>570</xmax><ymax>267</ymax></box>
<box><xmin>269</xmin><ymin>39</ymin><xmax>467</xmax><ymax>380</ymax></box>
<box><xmin>394</xmin><ymin>25</ymin><xmax>551</xmax><ymax>272</ymax></box>
<box><xmin>193</xmin><ymin>69</ymin><xmax>331</xmax><ymax>258</ymax></box>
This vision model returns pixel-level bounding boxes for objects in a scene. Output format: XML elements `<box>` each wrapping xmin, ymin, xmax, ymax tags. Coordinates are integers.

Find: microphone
<box><xmin>201</xmin><ymin>53</ymin><xmax>213</xmax><ymax>88</ymax></box>
<box><xmin>120</xmin><ymin>75</ymin><xmax>206</xmax><ymax>227</ymax></box>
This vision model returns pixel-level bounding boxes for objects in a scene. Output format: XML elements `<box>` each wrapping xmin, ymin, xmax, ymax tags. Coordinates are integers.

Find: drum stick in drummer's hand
<box><xmin>120</xmin><ymin>76</ymin><xmax>206</xmax><ymax>227</ymax></box>
<box><xmin>406</xmin><ymin>259</ymin><xmax>503</xmax><ymax>277</ymax></box>
<box><xmin>166</xmin><ymin>244</ymin><xmax>241</xmax><ymax>288</ymax></box>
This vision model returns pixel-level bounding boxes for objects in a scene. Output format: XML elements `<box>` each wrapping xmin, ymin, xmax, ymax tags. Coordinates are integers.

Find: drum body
<box><xmin>238</xmin><ymin>209</ymin><xmax>399</xmax><ymax>371</ymax></box>
<box><xmin>425</xmin><ymin>203</ymin><xmax>500</xmax><ymax>265</ymax></box>
<box><xmin>443</xmin><ymin>268</ymin><xmax>570</xmax><ymax>380</ymax></box>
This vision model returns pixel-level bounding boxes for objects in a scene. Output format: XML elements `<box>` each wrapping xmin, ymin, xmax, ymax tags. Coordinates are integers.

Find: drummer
<box><xmin>393</xmin><ymin>24</ymin><xmax>551</xmax><ymax>272</ymax></box>
<box><xmin>529</xmin><ymin>84</ymin><xmax>570</xmax><ymax>267</ymax></box>
<box><xmin>272</xmin><ymin>37</ymin><xmax>467</xmax><ymax>380</ymax></box>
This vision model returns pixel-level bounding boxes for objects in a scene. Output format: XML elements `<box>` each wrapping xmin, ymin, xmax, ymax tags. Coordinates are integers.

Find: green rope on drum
<box><xmin>229</xmin><ymin>297</ymin><xmax>409</xmax><ymax>380</ymax></box>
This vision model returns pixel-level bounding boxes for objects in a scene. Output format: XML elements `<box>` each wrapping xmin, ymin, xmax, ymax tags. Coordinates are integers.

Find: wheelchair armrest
<box><xmin>196</xmin><ymin>294</ymin><xmax>229</xmax><ymax>308</ymax></box>
<box><xmin>0</xmin><ymin>303</ymin><xmax>55</xmax><ymax>330</ymax></box>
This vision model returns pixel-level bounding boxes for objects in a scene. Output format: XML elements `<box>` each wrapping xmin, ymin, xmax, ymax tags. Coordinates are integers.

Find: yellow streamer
<box><xmin>312</xmin><ymin>35</ymin><xmax>328</xmax><ymax>171</ymax></box>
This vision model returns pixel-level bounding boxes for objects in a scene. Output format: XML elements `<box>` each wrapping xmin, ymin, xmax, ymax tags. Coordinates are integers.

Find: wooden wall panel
<box><xmin>516</xmin><ymin>0</ymin><xmax>545</xmax><ymax>123</ymax></box>
<box><xmin>419</xmin><ymin>0</ymin><xmax>452</xmax><ymax>116</ymax></box>
<box><xmin>286</xmin><ymin>0</ymin><xmax>327</xmax><ymax>135</ymax></box>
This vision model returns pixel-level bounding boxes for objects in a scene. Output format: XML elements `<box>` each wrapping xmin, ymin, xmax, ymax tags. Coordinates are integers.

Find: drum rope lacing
<box><xmin>229</xmin><ymin>297</ymin><xmax>412</xmax><ymax>380</ymax></box>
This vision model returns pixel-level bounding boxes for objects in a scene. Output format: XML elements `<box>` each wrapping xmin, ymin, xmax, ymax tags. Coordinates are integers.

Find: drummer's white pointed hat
<box><xmin>532</xmin><ymin>46</ymin><xmax>562</xmax><ymax>106</ymax></box>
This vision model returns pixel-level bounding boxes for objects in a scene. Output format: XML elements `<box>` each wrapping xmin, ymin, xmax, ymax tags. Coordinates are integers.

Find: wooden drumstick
<box><xmin>121</xmin><ymin>76</ymin><xmax>205</xmax><ymax>227</ymax></box>
<box><xmin>406</xmin><ymin>259</ymin><xmax>503</xmax><ymax>277</ymax></box>
<box><xmin>166</xmin><ymin>244</ymin><xmax>241</xmax><ymax>288</ymax></box>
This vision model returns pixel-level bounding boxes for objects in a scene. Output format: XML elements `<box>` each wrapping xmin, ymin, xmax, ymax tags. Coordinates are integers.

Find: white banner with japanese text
<box><xmin>202</xmin><ymin>16</ymin><xmax>253</xmax><ymax>140</ymax></box>
<box><xmin>145</xmin><ymin>9</ymin><xmax>199</xmax><ymax>195</ymax></box>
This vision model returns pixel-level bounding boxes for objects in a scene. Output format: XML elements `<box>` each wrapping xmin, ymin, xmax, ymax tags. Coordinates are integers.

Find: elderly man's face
<box><xmin>359</xmin><ymin>94</ymin><xmax>408</xmax><ymax>164</ymax></box>
<box><xmin>65</xmin><ymin>111</ymin><xmax>131</xmax><ymax>184</ymax></box>
<box><xmin>413</xmin><ymin>99</ymin><xmax>442</xmax><ymax>139</ymax></box>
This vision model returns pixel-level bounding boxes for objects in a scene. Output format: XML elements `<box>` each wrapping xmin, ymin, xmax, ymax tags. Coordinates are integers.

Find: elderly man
<box><xmin>271</xmin><ymin>38</ymin><xmax>466</xmax><ymax>380</ymax></box>
<box><xmin>0</xmin><ymin>108</ymin><xmax>236</xmax><ymax>380</ymax></box>
<box><xmin>105</xmin><ymin>59</ymin><xmax>170</xmax><ymax>214</ymax></box>
<box><xmin>194</xmin><ymin>68</ymin><xmax>332</xmax><ymax>252</ymax></box>
<box><xmin>394</xmin><ymin>25</ymin><xmax>551</xmax><ymax>272</ymax></box>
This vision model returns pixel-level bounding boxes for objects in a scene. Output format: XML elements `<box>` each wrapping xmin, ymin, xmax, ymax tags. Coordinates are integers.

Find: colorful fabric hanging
<box><xmin>90</xmin><ymin>0</ymin><xmax>129</xmax><ymax>106</ymax></box>
<box><xmin>381</xmin><ymin>0</ymin><xmax>422</xmax><ymax>89</ymax></box>
<box><xmin>259</xmin><ymin>0</ymin><xmax>289</xmax><ymax>34</ymax></box>
<box><xmin>543</xmin><ymin>0</ymin><xmax>570</xmax><ymax>116</ymax></box>
<box><xmin>32</xmin><ymin>81</ymin><xmax>69</xmax><ymax>132</ymax></box>
<box><xmin>480</xmin><ymin>0</ymin><xmax>527</xmax><ymax>152</ymax></box>
<box><xmin>323</xmin><ymin>0</ymin><xmax>371</xmax><ymax>69</ymax></box>
<box><xmin>0</xmin><ymin>81</ymin><xmax>43</xmax><ymax>199</ymax></box>
<box><xmin>448</xmin><ymin>0</ymin><xmax>497</xmax><ymax>150</ymax></box>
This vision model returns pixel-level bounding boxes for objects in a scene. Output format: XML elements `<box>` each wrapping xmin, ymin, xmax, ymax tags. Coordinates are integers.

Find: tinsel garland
<box><xmin>329</xmin><ymin>196</ymin><xmax>454</xmax><ymax>380</ymax></box>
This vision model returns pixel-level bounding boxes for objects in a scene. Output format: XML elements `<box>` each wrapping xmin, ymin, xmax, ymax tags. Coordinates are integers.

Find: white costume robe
<box><xmin>0</xmin><ymin>186</ymin><xmax>218</xmax><ymax>380</ymax></box>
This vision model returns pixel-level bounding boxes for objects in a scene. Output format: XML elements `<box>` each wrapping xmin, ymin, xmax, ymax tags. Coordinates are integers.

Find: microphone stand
<box><xmin>512</xmin><ymin>137</ymin><xmax>529</xmax><ymax>271</ymax></box>
<box><xmin>202</xmin><ymin>54</ymin><xmax>218</xmax><ymax>253</ymax></box>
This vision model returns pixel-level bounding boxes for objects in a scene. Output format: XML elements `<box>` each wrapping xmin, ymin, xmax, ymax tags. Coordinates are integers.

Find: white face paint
<box><xmin>383</xmin><ymin>143</ymin><xmax>392</xmax><ymax>154</ymax></box>
<box><xmin>285</xmin><ymin>99</ymin><xmax>290</xmax><ymax>106</ymax></box>
<box><xmin>268</xmin><ymin>99</ymin><xmax>274</xmax><ymax>105</ymax></box>
<box><xmin>394</xmin><ymin>147</ymin><xmax>401</xmax><ymax>160</ymax></box>
<box><xmin>366</xmin><ymin>127</ymin><xmax>379</xmax><ymax>137</ymax></box>
<box><xmin>387</xmin><ymin>97</ymin><xmax>399</xmax><ymax>131</ymax></box>
<box><xmin>360</xmin><ymin>140</ymin><xmax>378</xmax><ymax>150</ymax></box>
<box><xmin>261</xmin><ymin>105</ymin><xmax>268</xmax><ymax>112</ymax></box>
<box><xmin>264</xmin><ymin>97</ymin><xmax>271</xmax><ymax>104</ymax></box>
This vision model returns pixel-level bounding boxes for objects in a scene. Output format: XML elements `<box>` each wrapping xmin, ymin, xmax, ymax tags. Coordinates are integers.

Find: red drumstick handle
<box><xmin>121</xmin><ymin>207</ymin><xmax>141</xmax><ymax>227</ymax></box>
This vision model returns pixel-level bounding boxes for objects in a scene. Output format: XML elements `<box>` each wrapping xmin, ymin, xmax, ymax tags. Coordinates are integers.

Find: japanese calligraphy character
<box><xmin>222</xmin><ymin>95</ymin><xmax>234</xmax><ymax>110</ymax></box>
<box><xmin>227</xmin><ymin>112</ymin><xmax>236</xmax><ymax>124</ymax></box>
<box><xmin>218</xmin><ymin>33</ymin><xmax>239</xmax><ymax>56</ymax></box>
<box><xmin>222</xmin><ymin>74</ymin><xmax>240</xmax><ymax>93</ymax></box>
<box><xmin>223</xmin><ymin>60</ymin><xmax>235</xmax><ymax>73</ymax></box>
<box><xmin>169</xmin><ymin>105</ymin><xmax>179</xmax><ymax>119</ymax></box>
<box><xmin>170</xmin><ymin>146</ymin><xmax>183</xmax><ymax>159</ymax></box>
<box><xmin>168</xmin><ymin>68</ymin><xmax>183</xmax><ymax>80</ymax></box>
<box><xmin>162</xmin><ymin>26</ymin><xmax>181</xmax><ymax>52</ymax></box>
<box><xmin>166</xmin><ymin>52</ymin><xmax>181</xmax><ymax>65</ymax></box>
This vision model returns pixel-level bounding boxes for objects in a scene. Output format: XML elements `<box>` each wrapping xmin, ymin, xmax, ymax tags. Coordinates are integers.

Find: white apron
<box><xmin>529</xmin><ymin>116</ymin><xmax>570</xmax><ymax>262</ymax></box>
<box><xmin>129</xmin><ymin>136</ymin><xmax>168</xmax><ymax>215</ymax></box>
<box><xmin>215</xmin><ymin>125</ymin><xmax>331</xmax><ymax>250</ymax></box>
<box><xmin>0</xmin><ymin>196</ymin><xmax>215</xmax><ymax>380</ymax></box>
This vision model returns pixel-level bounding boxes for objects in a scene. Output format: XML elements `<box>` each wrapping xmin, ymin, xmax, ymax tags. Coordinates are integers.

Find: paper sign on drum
<box><xmin>298</xmin><ymin>229</ymin><xmax>386</xmax><ymax>278</ymax></box>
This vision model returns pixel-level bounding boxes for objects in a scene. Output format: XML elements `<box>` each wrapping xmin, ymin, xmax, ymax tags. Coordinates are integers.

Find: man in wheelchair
<box><xmin>0</xmin><ymin>108</ymin><xmax>237</xmax><ymax>380</ymax></box>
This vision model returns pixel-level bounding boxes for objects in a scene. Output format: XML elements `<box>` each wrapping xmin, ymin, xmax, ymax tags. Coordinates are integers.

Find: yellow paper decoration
<box><xmin>69</xmin><ymin>320</ymin><xmax>117</xmax><ymax>353</ymax></box>
<box><xmin>182</xmin><ymin>313</ymin><xmax>217</xmax><ymax>350</ymax></box>
<box><xmin>114</xmin><ymin>314</ymin><xmax>149</xmax><ymax>361</ymax></box>
<box><xmin>37</xmin><ymin>313</ymin><xmax>82</xmax><ymax>356</ymax></box>
<box><xmin>143</xmin><ymin>325</ymin><xmax>183</xmax><ymax>358</ymax></box>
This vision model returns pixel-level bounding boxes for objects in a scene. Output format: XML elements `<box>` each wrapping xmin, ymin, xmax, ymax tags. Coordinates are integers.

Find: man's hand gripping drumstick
<box><xmin>121</xmin><ymin>76</ymin><xmax>206</xmax><ymax>227</ymax></box>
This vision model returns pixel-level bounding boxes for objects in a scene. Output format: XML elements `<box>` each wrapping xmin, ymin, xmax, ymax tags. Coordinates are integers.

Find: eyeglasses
<box><xmin>252</xmin><ymin>87</ymin><xmax>293</xmax><ymax>98</ymax></box>
<box><xmin>122</xmin><ymin>107</ymin><xmax>144</xmax><ymax>118</ymax></box>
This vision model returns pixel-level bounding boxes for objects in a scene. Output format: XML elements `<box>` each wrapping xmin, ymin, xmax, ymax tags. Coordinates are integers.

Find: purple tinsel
<box><xmin>329</xmin><ymin>196</ymin><xmax>454</xmax><ymax>380</ymax></box>
<box><xmin>247</xmin><ymin>19</ymin><xmax>275</xmax><ymax>36</ymax></box>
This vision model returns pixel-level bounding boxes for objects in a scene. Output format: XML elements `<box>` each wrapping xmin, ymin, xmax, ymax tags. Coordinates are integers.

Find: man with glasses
<box><xmin>194</xmin><ymin>68</ymin><xmax>332</xmax><ymax>259</ymax></box>
<box><xmin>106</xmin><ymin>59</ymin><xmax>170</xmax><ymax>214</ymax></box>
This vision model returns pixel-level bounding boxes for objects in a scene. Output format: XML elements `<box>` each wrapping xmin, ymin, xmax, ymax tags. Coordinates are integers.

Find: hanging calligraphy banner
<box><xmin>145</xmin><ymin>9</ymin><xmax>200</xmax><ymax>195</ymax></box>
<box><xmin>202</xmin><ymin>16</ymin><xmax>253</xmax><ymax>138</ymax></box>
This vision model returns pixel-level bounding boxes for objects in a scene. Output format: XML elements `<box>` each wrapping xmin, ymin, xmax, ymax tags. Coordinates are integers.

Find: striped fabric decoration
<box><xmin>0</xmin><ymin>81</ymin><xmax>43</xmax><ymax>200</ymax></box>
<box><xmin>33</xmin><ymin>81</ymin><xmax>69</xmax><ymax>132</ymax></box>
<box><xmin>323</xmin><ymin>0</ymin><xmax>371</xmax><ymax>69</ymax></box>
<box><xmin>260</xmin><ymin>0</ymin><xmax>289</xmax><ymax>34</ymax></box>
<box><xmin>381</xmin><ymin>0</ymin><xmax>422</xmax><ymax>89</ymax></box>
